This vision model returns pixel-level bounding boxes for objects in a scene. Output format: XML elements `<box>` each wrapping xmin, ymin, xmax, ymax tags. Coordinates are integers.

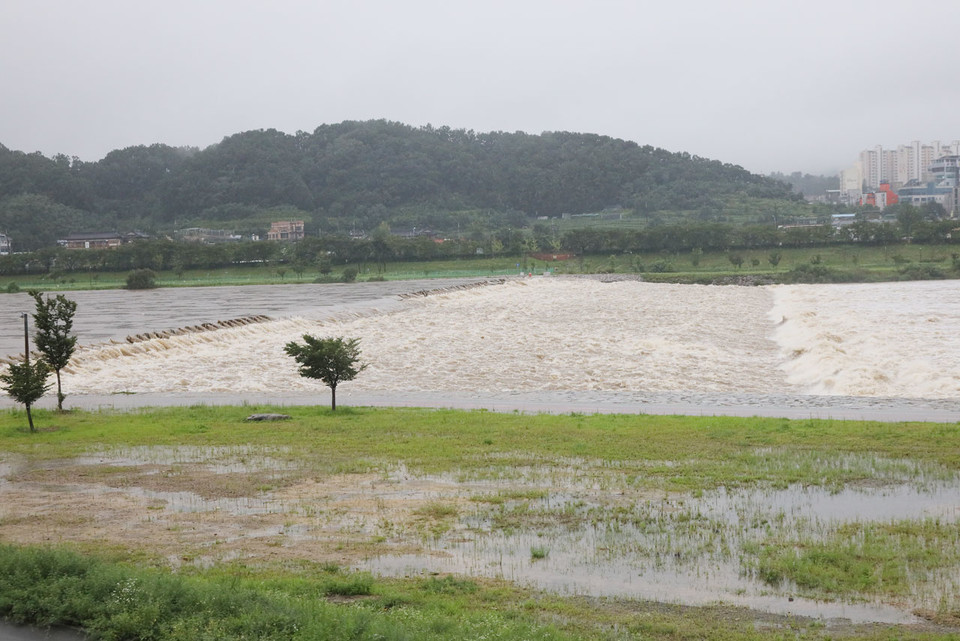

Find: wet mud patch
<box><xmin>12</xmin><ymin>463</ymin><xmax>302</xmax><ymax>500</ymax></box>
<box><xmin>1</xmin><ymin>446</ymin><xmax>959</xmax><ymax>626</ymax></box>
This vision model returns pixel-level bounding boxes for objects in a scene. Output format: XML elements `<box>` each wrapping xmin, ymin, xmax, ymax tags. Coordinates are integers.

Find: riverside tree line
<box><xmin>0</xmin><ymin>205</ymin><xmax>956</xmax><ymax>280</ymax></box>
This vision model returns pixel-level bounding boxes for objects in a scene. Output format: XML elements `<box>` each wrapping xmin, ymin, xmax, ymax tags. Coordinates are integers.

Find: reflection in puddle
<box><xmin>4</xmin><ymin>445</ymin><xmax>959</xmax><ymax>624</ymax></box>
<box><xmin>357</xmin><ymin>459</ymin><xmax>960</xmax><ymax>624</ymax></box>
<box><xmin>74</xmin><ymin>445</ymin><xmax>296</xmax><ymax>474</ymax></box>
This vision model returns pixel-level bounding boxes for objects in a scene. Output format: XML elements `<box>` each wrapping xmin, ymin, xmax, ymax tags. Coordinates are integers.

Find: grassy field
<box><xmin>0</xmin><ymin>242</ymin><xmax>957</xmax><ymax>292</ymax></box>
<box><xmin>2</xmin><ymin>405</ymin><xmax>960</xmax><ymax>639</ymax></box>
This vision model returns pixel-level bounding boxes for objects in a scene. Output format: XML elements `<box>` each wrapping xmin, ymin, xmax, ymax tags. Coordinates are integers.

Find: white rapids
<box><xmin>56</xmin><ymin>278</ymin><xmax>960</xmax><ymax>400</ymax></box>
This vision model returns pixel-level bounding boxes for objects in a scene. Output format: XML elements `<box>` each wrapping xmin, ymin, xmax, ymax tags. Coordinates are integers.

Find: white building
<box><xmin>850</xmin><ymin>140</ymin><xmax>960</xmax><ymax>190</ymax></box>
<box><xmin>839</xmin><ymin>162</ymin><xmax>864</xmax><ymax>205</ymax></box>
<box><xmin>0</xmin><ymin>232</ymin><xmax>10</xmax><ymax>255</ymax></box>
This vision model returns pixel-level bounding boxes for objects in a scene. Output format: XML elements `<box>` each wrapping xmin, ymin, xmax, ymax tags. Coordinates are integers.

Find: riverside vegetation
<box><xmin>1</xmin><ymin>241</ymin><xmax>959</xmax><ymax>293</ymax></box>
<box><xmin>1</xmin><ymin>406</ymin><xmax>960</xmax><ymax>639</ymax></box>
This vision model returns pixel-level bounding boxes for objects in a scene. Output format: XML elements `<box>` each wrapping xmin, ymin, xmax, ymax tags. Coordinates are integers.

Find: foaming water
<box><xmin>771</xmin><ymin>281</ymin><xmax>960</xmax><ymax>398</ymax></box>
<box><xmin>3</xmin><ymin>278</ymin><xmax>959</xmax><ymax>406</ymax></box>
<box><xmin>59</xmin><ymin>279</ymin><xmax>785</xmax><ymax>395</ymax></box>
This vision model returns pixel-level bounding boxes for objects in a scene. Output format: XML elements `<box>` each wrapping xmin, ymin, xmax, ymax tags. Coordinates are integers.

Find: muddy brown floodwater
<box><xmin>2</xmin><ymin>277</ymin><xmax>957</xmax><ymax>420</ymax></box>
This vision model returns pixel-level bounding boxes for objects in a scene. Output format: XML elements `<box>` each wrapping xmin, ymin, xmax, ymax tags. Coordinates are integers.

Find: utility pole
<box><xmin>21</xmin><ymin>312</ymin><xmax>29</xmax><ymax>365</ymax></box>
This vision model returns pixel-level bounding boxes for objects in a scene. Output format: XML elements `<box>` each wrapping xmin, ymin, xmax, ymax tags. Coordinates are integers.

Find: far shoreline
<box><xmin>3</xmin><ymin>241</ymin><xmax>960</xmax><ymax>293</ymax></box>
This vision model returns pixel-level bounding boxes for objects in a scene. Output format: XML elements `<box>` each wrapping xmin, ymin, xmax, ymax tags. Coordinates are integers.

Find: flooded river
<box><xmin>0</xmin><ymin>277</ymin><xmax>957</xmax><ymax>420</ymax></box>
<box><xmin>2</xmin><ymin>277</ymin><xmax>960</xmax><ymax>627</ymax></box>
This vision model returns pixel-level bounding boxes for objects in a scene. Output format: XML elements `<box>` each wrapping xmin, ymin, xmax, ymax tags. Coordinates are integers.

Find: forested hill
<box><xmin>0</xmin><ymin>120</ymin><xmax>800</xmax><ymax>250</ymax></box>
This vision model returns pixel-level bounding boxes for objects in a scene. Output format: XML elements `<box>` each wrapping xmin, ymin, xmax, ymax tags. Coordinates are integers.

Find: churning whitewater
<box><xmin>55</xmin><ymin>278</ymin><xmax>960</xmax><ymax>400</ymax></box>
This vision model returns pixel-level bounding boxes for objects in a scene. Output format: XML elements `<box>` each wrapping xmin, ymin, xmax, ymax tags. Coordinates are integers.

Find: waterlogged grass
<box><xmin>2</xmin><ymin>405</ymin><xmax>959</xmax><ymax>487</ymax></box>
<box><xmin>414</xmin><ymin>501</ymin><xmax>460</xmax><ymax>520</ymax></box>
<box><xmin>747</xmin><ymin>519</ymin><xmax>960</xmax><ymax>598</ymax></box>
<box><xmin>2</xmin><ymin>544</ymin><xmax>958</xmax><ymax>641</ymax></box>
<box><xmin>3</xmin><ymin>407</ymin><xmax>960</xmax><ymax>636</ymax></box>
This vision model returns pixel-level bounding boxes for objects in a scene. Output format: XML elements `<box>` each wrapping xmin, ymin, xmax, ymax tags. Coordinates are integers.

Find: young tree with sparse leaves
<box><xmin>284</xmin><ymin>336</ymin><xmax>367</xmax><ymax>411</ymax></box>
<box><xmin>30</xmin><ymin>291</ymin><xmax>77</xmax><ymax>411</ymax></box>
<box><xmin>1</xmin><ymin>360</ymin><xmax>51</xmax><ymax>432</ymax></box>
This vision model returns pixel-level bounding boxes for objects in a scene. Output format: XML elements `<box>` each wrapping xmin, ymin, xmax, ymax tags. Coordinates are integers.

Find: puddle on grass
<box><xmin>357</xmin><ymin>459</ymin><xmax>960</xmax><ymax>624</ymax></box>
<box><xmin>65</xmin><ymin>446</ymin><xmax>298</xmax><ymax>515</ymax></box>
<box><xmin>5</xmin><ymin>446</ymin><xmax>960</xmax><ymax>624</ymax></box>
<box><xmin>365</xmin><ymin>544</ymin><xmax>920</xmax><ymax>624</ymax></box>
<box><xmin>74</xmin><ymin>445</ymin><xmax>297</xmax><ymax>474</ymax></box>
<box><xmin>123</xmin><ymin>487</ymin><xmax>282</xmax><ymax>515</ymax></box>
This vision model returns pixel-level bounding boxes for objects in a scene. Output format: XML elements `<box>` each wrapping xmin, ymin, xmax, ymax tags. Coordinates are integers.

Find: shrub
<box><xmin>647</xmin><ymin>260</ymin><xmax>673</xmax><ymax>273</ymax></box>
<box><xmin>898</xmin><ymin>265</ymin><xmax>946</xmax><ymax>281</ymax></box>
<box><xmin>125</xmin><ymin>269</ymin><xmax>157</xmax><ymax>290</ymax></box>
<box><xmin>341</xmin><ymin>267</ymin><xmax>358</xmax><ymax>283</ymax></box>
<box><xmin>784</xmin><ymin>263</ymin><xmax>841</xmax><ymax>284</ymax></box>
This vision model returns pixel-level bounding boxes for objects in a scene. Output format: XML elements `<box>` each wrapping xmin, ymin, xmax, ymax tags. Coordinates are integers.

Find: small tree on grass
<box><xmin>284</xmin><ymin>336</ymin><xmax>367</xmax><ymax>411</ymax></box>
<box><xmin>1</xmin><ymin>360</ymin><xmax>51</xmax><ymax>432</ymax></box>
<box><xmin>30</xmin><ymin>291</ymin><xmax>77</xmax><ymax>411</ymax></box>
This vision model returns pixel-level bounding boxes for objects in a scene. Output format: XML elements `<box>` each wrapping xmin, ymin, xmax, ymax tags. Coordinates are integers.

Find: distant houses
<box><xmin>50</xmin><ymin>223</ymin><xmax>303</xmax><ymax>251</ymax></box>
<box><xmin>267</xmin><ymin>220</ymin><xmax>304</xmax><ymax>242</ymax></box>
<box><xmin>57</xmin><ymin>231</ymin><xmax>149</xmax><ymax>250</ymax></box>
<box><xmin>178</xmin><ymin>228</ymin><xmax>243</xmax><ymax>244</ymax></box>
<box><xmin>0</xmin><ymin>232</ymin><xmax>10</xmax><ymax>255</ymax></box>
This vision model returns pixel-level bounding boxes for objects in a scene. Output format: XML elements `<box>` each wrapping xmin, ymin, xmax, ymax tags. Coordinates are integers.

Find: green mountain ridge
<box><xmin>0</xmin><ymin>120</ymin><xmax>801</xmax><ymax>250</ymax></box>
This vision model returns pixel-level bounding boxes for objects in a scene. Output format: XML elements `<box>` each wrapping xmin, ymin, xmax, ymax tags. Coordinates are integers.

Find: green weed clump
<box><xmin>0</xmin><ymin>545</ymin><xmax>572</xmax><ymax>641</ymax></box>
<box><xmin>322</xmin><ymin>572</ymin><xmax>374</xmax><ymax>596</ymax></box>
<box><xmin>415</xmin><ymin>501</ymin><xmax>460</xmax><ymax>520</ymax></box>
<box><xmin>746</xmin><ymin>518</ymin><xmax>960</xmax><ymax>603</ymax></box>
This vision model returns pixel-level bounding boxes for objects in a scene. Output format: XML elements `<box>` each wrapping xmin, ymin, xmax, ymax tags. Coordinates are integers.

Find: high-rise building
<box><xmin>858</xmin><ymin>146</ymin><xmax>883</xmax><ymax>189</ymax></box>
<box><xmin>848</xmin><ymin>140</ymin><xmax>960</xmax><ymax>191</ymax></box>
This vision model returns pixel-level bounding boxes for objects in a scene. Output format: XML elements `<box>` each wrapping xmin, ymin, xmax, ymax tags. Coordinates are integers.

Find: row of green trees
<box><xmin>1</xmin><ymin>208</ymin><xmax>956</xmax><ymax>279</ymax></box>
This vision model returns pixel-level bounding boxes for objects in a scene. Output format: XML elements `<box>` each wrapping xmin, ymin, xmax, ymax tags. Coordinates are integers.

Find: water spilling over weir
<box><xmin>1</xmin><ymin>277</ymin><xmax>953</xmax><ymax>407</ymax></box>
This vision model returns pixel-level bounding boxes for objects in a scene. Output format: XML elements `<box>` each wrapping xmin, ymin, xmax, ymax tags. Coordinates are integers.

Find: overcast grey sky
<box><xmin>2</xmin><ymin>0</ymin><xmax>957</xmax><ymax>175</ymax></box>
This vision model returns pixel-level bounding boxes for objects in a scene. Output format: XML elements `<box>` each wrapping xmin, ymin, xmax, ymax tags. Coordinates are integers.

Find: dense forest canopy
<box><xmin>0</xmin><ymin>120</ymin><xmax>803</xmax><ymax>251</ymax></box>
<box><xmin>768</xmin><ymin>171</ymin><xmax>839</xmax><ymax>197</ymax></box>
